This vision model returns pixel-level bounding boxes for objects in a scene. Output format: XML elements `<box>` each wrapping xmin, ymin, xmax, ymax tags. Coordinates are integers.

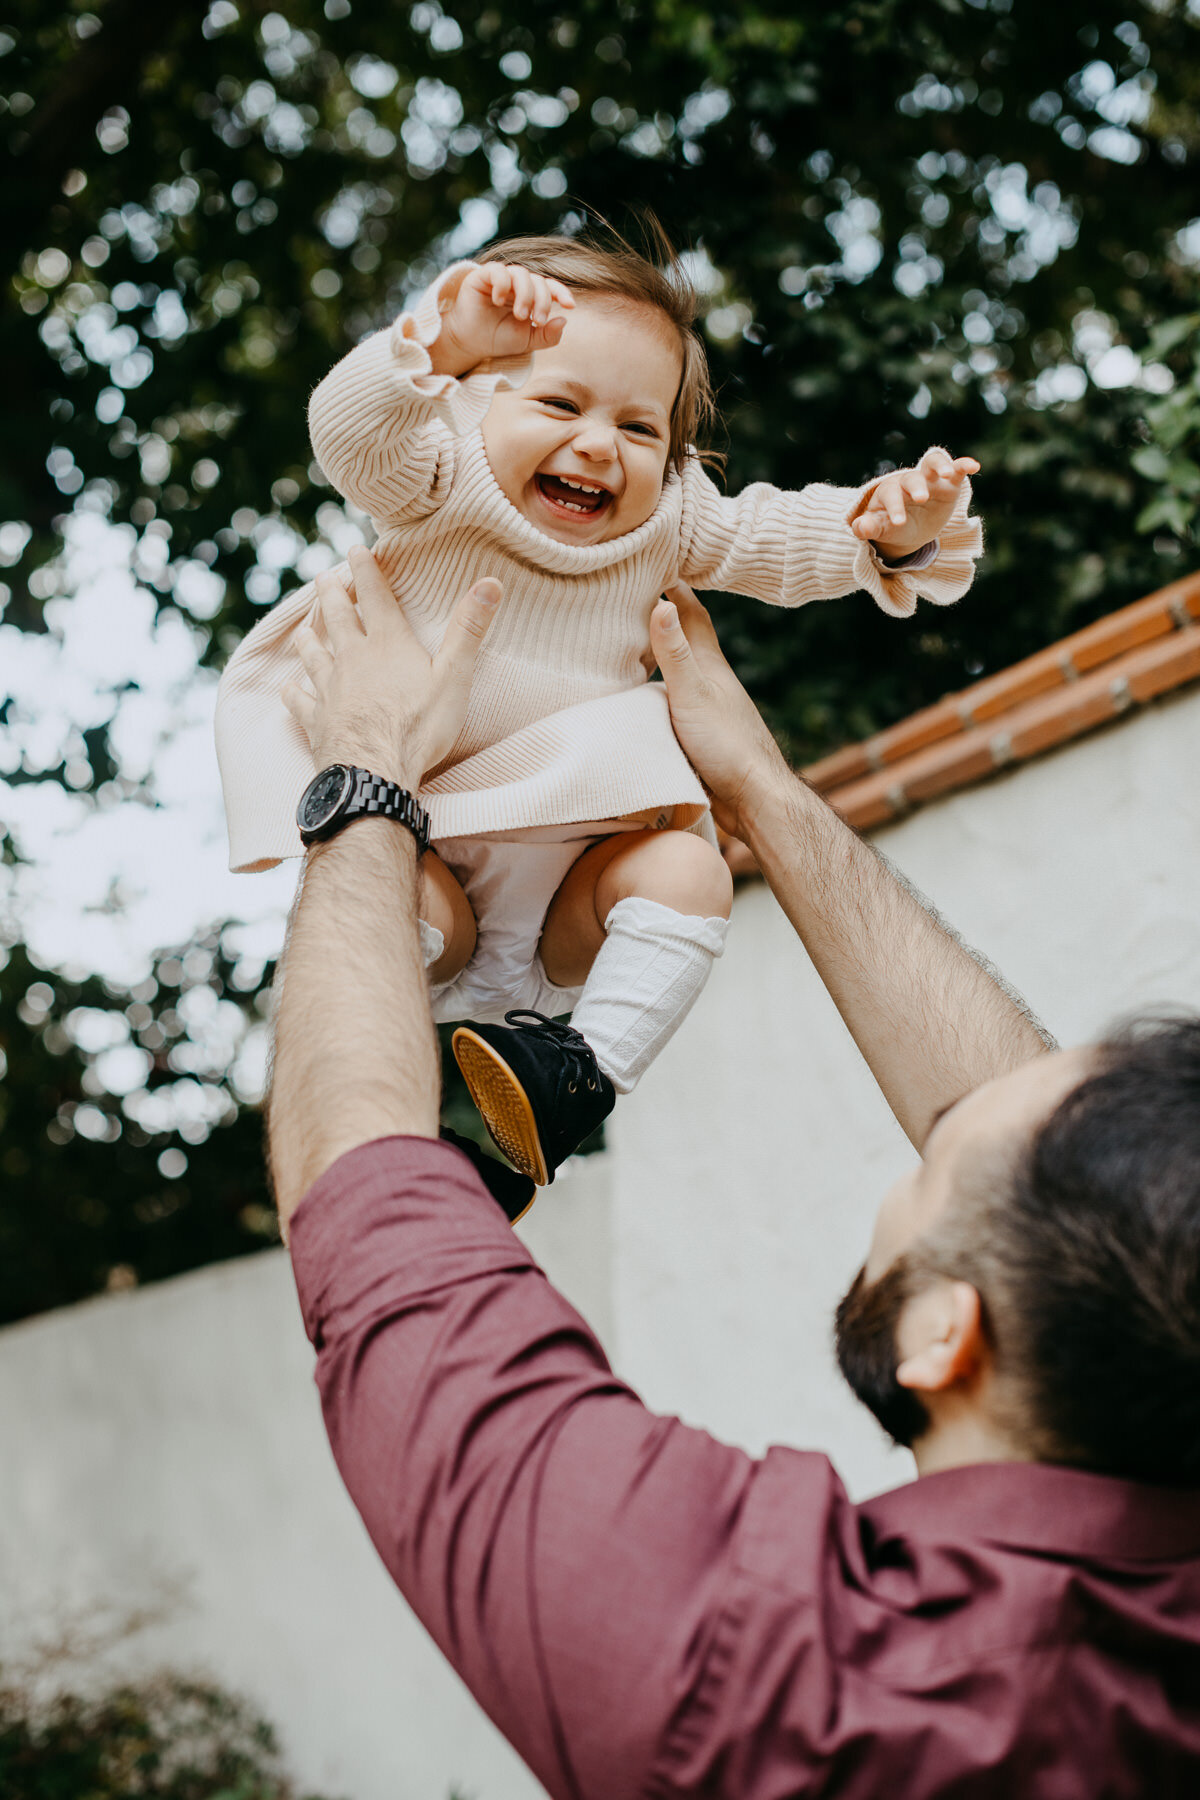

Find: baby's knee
<box><xmin>604</xmin><ymin>830</ymin><xmax>734</xmax><ymax>923</ymax></box>
<box><xmin>421</xmin><ymin>852</ymin><xmax>476</xmax><ymax>983</ymax></box>
<box><xmin>664</xmin><ymin>832</ymin><xmax>734</xmax><ymax>919</ymax></box>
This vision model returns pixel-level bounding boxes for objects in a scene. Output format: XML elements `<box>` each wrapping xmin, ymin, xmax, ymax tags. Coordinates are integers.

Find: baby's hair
<box><xmin>477</xmin><ymin>216</ymin><xmax>717</xmax><ymax>476</ymax></box>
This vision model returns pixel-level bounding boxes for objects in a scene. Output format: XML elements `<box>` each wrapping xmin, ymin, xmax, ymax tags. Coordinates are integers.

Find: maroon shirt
<box><xmin>290</xmin><ymin>1136</ymin><xmax>1200</xmax><ymax>1799</ymax></box>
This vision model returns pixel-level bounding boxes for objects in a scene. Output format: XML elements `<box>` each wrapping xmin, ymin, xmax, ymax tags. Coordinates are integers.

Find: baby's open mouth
<box><xmin>535</xmin><ymin>473</ymin><xmax>613</xmax><ymax>517</ymax></box>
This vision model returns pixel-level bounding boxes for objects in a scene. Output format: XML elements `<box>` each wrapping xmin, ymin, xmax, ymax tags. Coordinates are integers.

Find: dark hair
<box><xmin>835</xmin><ymin>1260</ymin><xmax>930</xmax><ymax>1449</ymax></box>
<box><xmin>925</xmin><ymin>1016</ymin><xmax>1200</xmax><ymax>1486</ymax></box>
<box><xmin>477</xmin><ymin>217</ymin><xmax>716</xmax><ymax>475</ymax></box>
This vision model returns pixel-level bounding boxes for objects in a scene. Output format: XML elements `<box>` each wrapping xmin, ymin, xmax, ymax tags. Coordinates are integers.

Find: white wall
<box><xmin>0</xmin><ymin>1158</ymin><xmax>610</xmax><ymax>1800</ymax></box>
<box><xmin>4</xmin><ymin>685</ymin><xmax>1199</xmax><ymax>1799</ymax></box>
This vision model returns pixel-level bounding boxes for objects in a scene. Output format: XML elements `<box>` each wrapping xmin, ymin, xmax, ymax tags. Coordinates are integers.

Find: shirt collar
<box><xmin>860</xmin><ymin>1460</ymin><xmax>1200</xmax><ymax>1561</ymax></box>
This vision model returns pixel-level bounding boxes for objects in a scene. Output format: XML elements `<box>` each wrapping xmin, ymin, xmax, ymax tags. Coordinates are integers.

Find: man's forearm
<box><xmin>267</xmin><ymin>821</ymin><xmax>440</xmax><ymax>1229</ymax></box>
<box><xmin>741</xmin><ymin>771</ymin><xmax>1054</xmax><ymax>1147</ymax></box>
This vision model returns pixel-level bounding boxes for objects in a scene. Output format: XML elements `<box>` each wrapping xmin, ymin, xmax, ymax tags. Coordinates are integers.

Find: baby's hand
<box><xmin>431</xmin><ymin>264</ymin><xmax>575</xmax><ymax>376</ymax></box>
<box><xmin>850</xmin><ymin>448</ymin><xmax>980</xmax><ymax>558</ymax></box>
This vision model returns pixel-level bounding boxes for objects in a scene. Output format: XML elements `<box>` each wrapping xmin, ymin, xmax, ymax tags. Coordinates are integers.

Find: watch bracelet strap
<box><xmin>348</xmin><ymin>767</ymin><xmax>431</xmax><ymax>851</ymax></box>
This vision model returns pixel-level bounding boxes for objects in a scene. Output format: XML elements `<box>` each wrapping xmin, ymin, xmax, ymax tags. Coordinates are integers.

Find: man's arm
<box><xmin>267</xmin><ymin>547</ymin><xmax>500</xmax><ymax>1227</ymax></box>
<box><xmin>268</xmin><ymin>822</ymin><xmax>438</xmax><ymax>1224</ymax></box>
<box><xmin>267</xmin><ymin>549</ymin><xmax>764</xmax><ymax>1800</ymax></box>
<box><xmin>650</xmin><ymin>585</ymin><xmax>1054</xmax><ymax>1149</ymax></box>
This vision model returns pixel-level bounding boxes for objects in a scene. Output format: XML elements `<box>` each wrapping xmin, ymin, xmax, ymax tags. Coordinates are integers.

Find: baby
<box><xmin>216</xmin><ymin>232</ymin><xmax>981</xmax><ymax>1215</ymax></box>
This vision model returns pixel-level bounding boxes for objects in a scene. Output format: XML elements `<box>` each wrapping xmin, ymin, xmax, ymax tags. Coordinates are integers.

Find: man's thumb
<box><xmin>460</xmin><ymin>577</ymin><xmax>502</xmax><ymax>638</ymax></box>
<box><xmin>440</xmin><ymin>578</ymin><xmax>501</xmax><ymax>673</ymax></box>
<box><xmin>650</xmin><ymin>598</ymin><xmax>691</xmax><ymax>670</ymax></box>
<box><xmin>471</xmin><ymin>576</ymin><xmax>502</xmax><ymax>610</ymax></box>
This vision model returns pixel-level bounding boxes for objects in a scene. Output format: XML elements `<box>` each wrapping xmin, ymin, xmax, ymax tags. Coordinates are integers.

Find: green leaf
<box><xmin>1130</xmin><ymin>445</ymin><xmax>1172</xmax><ymax>482</ymax></box>
<box><xmin>1146</xmin><ymin>314</ymin><xmax>1200</xmax><ymax>362</ymax></box>
<box><xmin>1168</xmin><ymin>457</ymin><xmax>1200</xmax><ymax>498</ymax></box>
<box><xmin>1143</xmin><ymin>389</ymin><xmax>1200</xmax><ymax>452</ymax></box>
<box><xmin>1135</xmin><ymin>493</ymin><xmax>1195</xmax><ymax>537</ymax></box>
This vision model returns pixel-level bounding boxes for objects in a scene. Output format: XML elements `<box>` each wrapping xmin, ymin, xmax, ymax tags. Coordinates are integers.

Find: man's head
<box><xmin>837</xmin><ymin>1018</ymin><xmax>1200</xmax><ymax>1487</ymax></box>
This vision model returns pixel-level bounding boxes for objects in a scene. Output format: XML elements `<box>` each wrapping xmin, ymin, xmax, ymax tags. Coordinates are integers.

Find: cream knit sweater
<box><xmin>216</xmin><ymin>263</ymin><xmax>983</xmax><ymax>870</ymax></box>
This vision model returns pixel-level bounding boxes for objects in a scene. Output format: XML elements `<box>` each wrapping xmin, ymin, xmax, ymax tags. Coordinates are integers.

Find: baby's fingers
<box><xmin>900</xmin><ymin>466</ymin><xmax>930</xmax><ymax>507</ymax></box>
<box><xmin>485</xmin><ymin>264</ymin><xmax>516</xmax><ymax>311</ymax></box>
<box><xmin>532</xmin><ymin>314</ymin><xmax>568</xmax><ymax>350</ymax></box>
<box><xmin>526</xmin><ymin>273</ymin><xmax>562</xmax><ymax>327</ymax></box>
<box><xmin>919</xmin><ymin>449</ymin><xmax>980</xmax><ymax>485</ymax></box>
<box><xmin>873</xmin><ymin>475</ymin><xmax>909</xmax><ymax>529</ymax></box>
<box><xmin>508</xmin><ymin>265</ymin><xmax>537</xmax><ymax>321</ymax></box>
<box><xmin>925</xmin><ymin>463</ymin><xmax>979</xmax><ymax>508</ymax></box>
<box><xmin>917</xmin><ymin>447</ymin><xmax>956</xmax><ymax>484</ymax></box>
<box><xmin>852</xmin><ymin>505</ymin><xmax>896</xmax><ymax>541</ymax></box>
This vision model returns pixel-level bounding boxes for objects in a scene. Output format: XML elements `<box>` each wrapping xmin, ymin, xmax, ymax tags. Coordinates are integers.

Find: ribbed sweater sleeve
<box><xmin>679</xmin><ymin>453</ymin><xmax>982</xmax><ymax>619</ymax></box>
<box><xmin>307</xmin><ymin>260</ymin><xmax>532</xmax><ymax>526</ymax></box>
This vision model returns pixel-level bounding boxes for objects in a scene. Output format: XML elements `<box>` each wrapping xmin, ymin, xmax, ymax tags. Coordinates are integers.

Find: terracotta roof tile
<box><xmin>804</xmin><ymin>569</ymin><xmax>1200</xmax><ymax>804</ymax></box>
<box><xmin>723</xmin><ymin>569</ymin><xmax>1200</xmax><ymax>871</ymax></box>
<box><xmin>811</xmin><ymin>571</ymin><xmax>1200</xmax><ymax>832</ymax></box>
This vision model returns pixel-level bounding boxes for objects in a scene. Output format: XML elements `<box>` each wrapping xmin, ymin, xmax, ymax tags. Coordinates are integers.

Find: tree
<box><xmin>0</xmin><ymin>1669</ymin><xmax>343</xmax><ymax>1798</ymax></box>
<box><xmin>0</xmin><ymin>930</ymin><xmax>276</xmax><ymax>1326</ymax></box>
<box><xmin>2</xmin><ymin>0</ymin><xmax>1198</xmax><ymax>1319</ymax></box>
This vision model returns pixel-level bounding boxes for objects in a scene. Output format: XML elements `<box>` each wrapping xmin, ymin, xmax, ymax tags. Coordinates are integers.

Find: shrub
<box><xmin>0</xmin><ymin>1671</ymin><xmax>344</xmax><ymax>1800</ymax></box>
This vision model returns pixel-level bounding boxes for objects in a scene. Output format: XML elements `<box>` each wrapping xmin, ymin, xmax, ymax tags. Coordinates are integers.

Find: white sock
<box><xmin>419</xmin><ymin>919</ymin><xmax>445</xmax><ymax>969</ymax></box>
<box><xmin>570</xmin><ymin>896</ymin><xmax>729</xmax><ymax>1095</ymax></box>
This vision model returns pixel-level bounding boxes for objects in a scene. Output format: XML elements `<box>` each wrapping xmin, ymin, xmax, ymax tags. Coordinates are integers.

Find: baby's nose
<box><xmin>573</xmin><ymin>418</ymin><xmax>619</xmax><ymax>457</ymax></box>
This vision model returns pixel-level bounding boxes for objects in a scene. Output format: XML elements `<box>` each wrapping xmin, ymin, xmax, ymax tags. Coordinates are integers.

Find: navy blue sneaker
<box><xmin>451</xmin><ymin>1010</ymin><xmax>616</xmax><ymax>1185</ymax></box>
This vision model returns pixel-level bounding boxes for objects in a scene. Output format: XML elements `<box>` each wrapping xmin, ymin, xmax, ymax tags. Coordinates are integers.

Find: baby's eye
<box><xmin>541</xmin><ymin>396</ymin><xmax>578</xmax><ymax>413</ymax></box>
<box><xmin>622</xmin><ymin>421</ymin><xmax>659</xmax><ymax>438</ymax></box>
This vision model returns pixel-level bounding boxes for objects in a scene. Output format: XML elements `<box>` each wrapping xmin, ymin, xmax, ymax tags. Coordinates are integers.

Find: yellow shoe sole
<box><xmin>452</xmin><ymin>1028</ymin><xmax>552</xmax><ymax>1186</ymax></box>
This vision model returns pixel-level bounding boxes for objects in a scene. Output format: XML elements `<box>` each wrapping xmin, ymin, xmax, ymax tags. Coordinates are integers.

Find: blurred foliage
<box><xmin>0</xmin><ymin>932</ymin><xmax>277</xmax><ymax>1327</ymax></box>
<box><xmin>1131</xmin><ymin>310</ymin><xmax>1200</xmax><ymax>538</ymax></box>
<box><xmin>2</xmin><ymin>0</ymin><xmax>1199</xmax><ymax>1319</ymax></box>
<box><xmin>0</xmin><ymin>1670</ymin><xmax>344</xmax><ymax>1798</ymax></box>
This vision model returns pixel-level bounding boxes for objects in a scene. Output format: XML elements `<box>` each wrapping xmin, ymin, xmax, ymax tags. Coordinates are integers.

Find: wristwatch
<box><xmin>296</xmin><ymin>764</ymin><xmax>432</xmax><ymax>854</ymax></box>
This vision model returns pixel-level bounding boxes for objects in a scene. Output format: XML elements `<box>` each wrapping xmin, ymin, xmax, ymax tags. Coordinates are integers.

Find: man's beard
<box><xmin>834</xmin><ymin>1259</ymin><xmax>931</xmax><ymax>1450</ymax></box>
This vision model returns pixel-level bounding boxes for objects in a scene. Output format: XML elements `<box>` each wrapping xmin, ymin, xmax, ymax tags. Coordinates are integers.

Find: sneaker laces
<box><xmin>504</xmin><ymin>1009</ymin><xmax>605</xmax><ymax>1094</ymax></box>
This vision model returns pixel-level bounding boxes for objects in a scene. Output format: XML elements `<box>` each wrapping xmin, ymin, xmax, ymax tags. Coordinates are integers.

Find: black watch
<box><xmin>296</xmin><ymin>764</ymin><xmax>432</xmax><ymax>854</ymax></box>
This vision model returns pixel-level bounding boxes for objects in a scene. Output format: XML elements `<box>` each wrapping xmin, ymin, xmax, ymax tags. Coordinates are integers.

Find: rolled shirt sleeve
<box><xmin>289</xmin><ymin>1136</ymin><xmax>755</xmax><ymax>1800</ymax></box>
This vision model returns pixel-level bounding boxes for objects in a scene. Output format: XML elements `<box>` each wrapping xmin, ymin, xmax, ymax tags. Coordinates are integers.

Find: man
<box><xmin>269</xmin><ymin>546</ymin><xmax>1200</xmax><ymax>1799</ymax></box>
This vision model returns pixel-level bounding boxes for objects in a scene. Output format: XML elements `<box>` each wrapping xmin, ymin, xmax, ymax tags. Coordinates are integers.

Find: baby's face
<box><xmin>481</xmin><ymin>297</ymin><xmax>681</xmax><ymax>545</ymax></box>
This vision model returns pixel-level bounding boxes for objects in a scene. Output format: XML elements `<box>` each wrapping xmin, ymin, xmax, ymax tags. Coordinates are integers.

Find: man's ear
<box><xmin>895</xmin><ymin>1280</ymin><xmax>985</xmax><ymax>1395</ymax></box>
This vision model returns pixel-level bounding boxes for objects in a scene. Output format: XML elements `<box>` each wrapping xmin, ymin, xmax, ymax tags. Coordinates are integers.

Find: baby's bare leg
<box><xmin>421</xmin><ymin>850</ymin><xmax>476</xmax><ymax>984</ymax></box>
<box><xmin>449</xmin><ymin>831</ymin><xmax>731</xmax><ymax>1183</ymax></box>
<box><xmin>540</xmin><ymin>829</ymin><xmax>732</xmax><ymax>989</ymax></box>
<box><xmin>536</xmin><ymin>828</ymin><xmax>732</xmax><ymax>1098</ymax></box>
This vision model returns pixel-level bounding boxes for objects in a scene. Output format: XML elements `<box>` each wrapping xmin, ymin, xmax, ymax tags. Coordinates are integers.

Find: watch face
<box><xmin>299</xmin><ymin>764</ymin><xmax>351</xmax><ymax>831</ymax></box>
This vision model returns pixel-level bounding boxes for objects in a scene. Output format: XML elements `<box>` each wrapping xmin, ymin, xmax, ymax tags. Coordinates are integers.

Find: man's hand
<box><xmin>282</xmin><ymin>545</ymin><xmax>501</xmax><ymax>788</ymax></box>
<box><xmin>652</xmin><ymin>576</ymin><xmax>1052</xmax><ymax>1148</ymax></box>
<box><xmin>850</xmin><ymin>448</ymin><xmax>979</xmax><ymax>559</ymax></box>
<box><xmin>429</xmin><ymin>263</ymin><xmax>575</xmax><ymax>377</ymax></box>
<box><xmin>649</xmin><ymin>582</ymin><xmax>789</xmax><ymax>839</ymax></box>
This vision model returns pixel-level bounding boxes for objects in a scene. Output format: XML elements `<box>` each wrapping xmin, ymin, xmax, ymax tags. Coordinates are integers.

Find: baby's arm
<box><xmin>679</xmin><ymin>448</ymin><xmax>983</xmax><ymax>619</ymax></box>
<box><xmin>428</xmin><ymin>263</ymin><xmax>574</xmax><ymax>376</ymax></box>
<box><xmin>308</xmin><ymin>264</ymin><xmax>568</xmax><ymax>526</ymax></box>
